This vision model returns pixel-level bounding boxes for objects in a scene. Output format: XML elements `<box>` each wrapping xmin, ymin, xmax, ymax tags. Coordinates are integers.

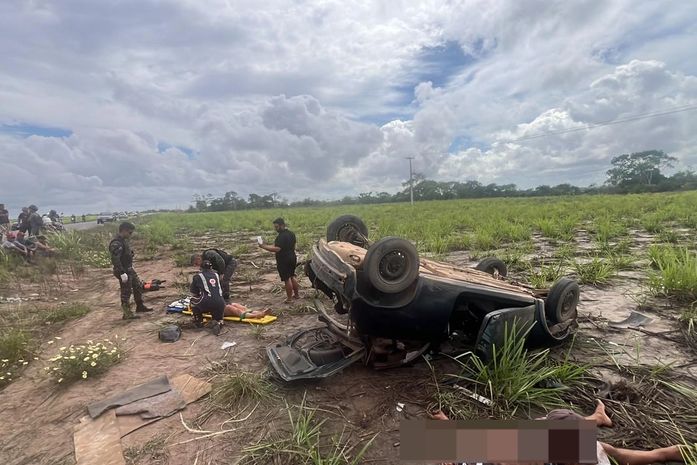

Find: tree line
<box><xmin>188</xmin><ymin>150</ymin><xmax>697</xmax><ymax>211</ymax></box>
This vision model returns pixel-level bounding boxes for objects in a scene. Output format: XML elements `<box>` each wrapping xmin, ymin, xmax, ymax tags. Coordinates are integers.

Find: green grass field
<box><xmin>139</xmin><ymin>191</ymin><xmax>697</xmax><ymax>251</ymax></box>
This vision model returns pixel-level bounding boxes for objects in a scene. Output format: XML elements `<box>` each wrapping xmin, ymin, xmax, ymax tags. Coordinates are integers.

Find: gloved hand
<box><xmin>120</xmin><ymin>273</ymin><xmax>128</xmax><ymax>283</ymax></box>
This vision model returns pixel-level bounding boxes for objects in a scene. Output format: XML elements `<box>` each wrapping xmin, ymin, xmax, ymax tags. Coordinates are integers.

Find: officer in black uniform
<box><xmin>109</xmin><ymin>222</ymin><xmax>153</xmax><ymax>320</ymax></box>
<box><xmin>0</xmin><ymin>204</ymin><xmax>9</xmax><ymax>232</ymax></box>
<box><xmin>18</xmin><ymin>207</ymin><xmax>30</xmax><ymax>233</ymax></box>
<box><xmin>190</xmin><ymin>248</ymin><xmax>237</xmax><ymax>301</ymax></box>
<box><xmin>189</xmin><ymin>259</ymin><xmax>225</xmax><ymax>335</ymax></box>
<box><xmin>27</xmin><ymin>205</ymin><xmax>43</xmax><ymax>236</ymax></box>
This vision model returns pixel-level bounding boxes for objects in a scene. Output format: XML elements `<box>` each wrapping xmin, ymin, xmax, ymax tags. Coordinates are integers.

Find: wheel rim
<box><xmin>559</xmin><ymin>289</ymin><xmax>578</xmax><ymax>320</ymax></box>
<box><xmin>378</xmin><ymin>250</ymin><xmax>409</xmax><ymax>282</ymax></box>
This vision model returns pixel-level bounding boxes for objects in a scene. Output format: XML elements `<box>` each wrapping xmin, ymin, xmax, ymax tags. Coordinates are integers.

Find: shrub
<box><xmin>45</xmin><ymin>337</ymin><xmax>123</xmax><ymax>384</ymax></box>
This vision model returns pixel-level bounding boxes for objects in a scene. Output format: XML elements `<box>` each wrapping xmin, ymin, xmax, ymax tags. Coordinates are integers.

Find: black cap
<box><xmin>272</xmin><ymin>217</ymin><xmax>285</xmax><ymax>225</ymax></box>
<box><xmin>28</xmin><ymin>204</ymin><xmax>38</xmax><ymax>211</ymax></box>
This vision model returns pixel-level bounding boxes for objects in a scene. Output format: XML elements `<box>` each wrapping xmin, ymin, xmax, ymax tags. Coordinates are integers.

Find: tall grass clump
<box><xmin>446</xmin><ymin>322</ymin><xmax>586</xmax><ymax>417</ymax></box>
<box><xmin>210</xmin><ymin>371</ymin><xmax>277</xmax><ymax>411</ymax></box>
<box><xmin>242</xmin><ymin>394</ymin><xmax>375</xmax><ymax>465</ymax></box>
<box><xmin>526</xmin><ymin>262</ymin><xmax>565</xmax><ymax>288</ymax></box>
<box><xmin>573</xmin><ymin>257</ymin><xmax>616</xmax><ymax>285</ymax></box>
<box><xmin>43</xmin><ymin>303</ymin><xmax>91</xmax><ymax>324</ymax></box>
<box><xmin>648</xmin><ymin>246</ymin><xmax>697</xmax><ymax>301</ymax></box>
<box><xmin>50</xmin><ymin>231</ymin><xmax>112</xmax><ymax>268</ymax></box>
<box><xmin>0</xmin><ymin>329</ymin><xmax>32</xmax><ymax>388</ymax></box>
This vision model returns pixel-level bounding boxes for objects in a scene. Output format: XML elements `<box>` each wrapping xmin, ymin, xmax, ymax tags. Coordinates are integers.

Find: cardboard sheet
<box><xmin>116</xmin><ymin>373</ymin><xmax>212</xmax><ymax>437</ymax></box>
<box><xmin>74</xmin><ymin>409</ymin><xmax>125</xmax><ymax>465</ymax></box>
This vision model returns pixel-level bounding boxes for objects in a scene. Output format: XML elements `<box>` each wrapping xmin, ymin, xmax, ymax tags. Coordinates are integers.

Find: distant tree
<box><xmin>606</xmin><ymin>150</ymin><xmax>677</xmax><ymax>188</ymax></box>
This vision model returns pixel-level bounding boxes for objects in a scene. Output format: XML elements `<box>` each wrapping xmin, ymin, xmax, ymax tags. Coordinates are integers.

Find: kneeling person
<box><xmin>191</xmin><ymin>248</ymin><xmax>237</xmax><ymax>301</ymax></box>
<box><xmin>190</xmin><ymin>260</ymin><xmax>225</xmax><ymax>335</ymax></box>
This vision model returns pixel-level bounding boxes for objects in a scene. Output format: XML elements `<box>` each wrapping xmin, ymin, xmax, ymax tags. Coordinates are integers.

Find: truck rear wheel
<box><xmin>364</xmin><ymin>237</ymin><xmax>419</xmax><ymax>294</ymax></box>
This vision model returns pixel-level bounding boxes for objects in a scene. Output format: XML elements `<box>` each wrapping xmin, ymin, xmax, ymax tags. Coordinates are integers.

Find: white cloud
<box><xmin>0</xmin><ymin>0</ymin><xmax>696</xmax><ymax>214</ymax></box>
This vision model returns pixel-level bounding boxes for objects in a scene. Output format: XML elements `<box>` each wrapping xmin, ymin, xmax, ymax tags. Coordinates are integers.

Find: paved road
<box><xmin>64</xmin><ymin>221</ymin><xmax>103</xmax><ymax>231</ymax></box>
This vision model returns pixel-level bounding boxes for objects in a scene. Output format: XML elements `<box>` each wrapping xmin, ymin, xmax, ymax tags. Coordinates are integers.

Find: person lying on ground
<box><xmin>189</xmin><ymin>259</ymin><xmax>225</xmax><ymax>335</ymax></box>
<box><xmin>429</xmin><ymin>401</ymin><xmax>687</xmax><ymax>465</ymax></box>
<box><xmin>222</xmin><ymin>302</ymin><xmax>273</xmax><ymax>320</ymax></box>
<box><xmin>2</xmin><ymin>231</ymin><xmax>31</xmax><ymax>258</ymax></box>
<box><xmin>24</xmin><ymin>234</ymin><xmax>56</xmax><ymax>256</ymax></box>
<box><xmin>190</xmin><ymin>248</ymin><xmax>237</xmax><ymax>301</ymax></box>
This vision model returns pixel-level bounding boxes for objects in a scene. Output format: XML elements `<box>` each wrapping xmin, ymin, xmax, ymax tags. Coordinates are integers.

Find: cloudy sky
<box><xmin>1</xmin><ymin>0</ymin><xmax>696</xmax><ymax>215</ymax></box>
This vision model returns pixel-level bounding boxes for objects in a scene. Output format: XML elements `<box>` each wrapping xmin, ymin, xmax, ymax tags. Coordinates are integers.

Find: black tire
<box><xmin>97</xmin><ymin>219</ymin><xmax>102</xmax><ymax>224</ymax></box>
<box><xmin>326</xmin><ymin>215</ymin><xmax>369</xmax><ymax>247</ymax></box>
<box><xmin>363</xmin><ymin>237</ymin><xmax>419</xmax><ymax>294</ymax></box>
<box><xmin>475</xmin><ymin>257</ymin><xmax>508</xmax><ymax>277</ymax></box>
<box><xmin>545</xmin><ymin>277</ymin><xmax>580</xmax><ymax>324</ymax></box>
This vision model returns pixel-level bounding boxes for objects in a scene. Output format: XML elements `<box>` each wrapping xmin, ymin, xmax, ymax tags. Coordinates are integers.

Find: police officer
<box><xmin>0</xmin><ymin>204</ymin><xmax>9</xmax><ymax>233</ymax></box>
<box><xmin>189</xmin><ymin>259</ymin><xmax>225</xmax><ymax>335</ymax></box>
<box><xmin>18</xmin><ymin>207</ymin><xmax>30</xmax><ymax>233</ymax></box>
<box><xmin>27</xmin><ymin>205</ymin><xmax>43</xmax><ymax>236</ymax></box>
<box><xmin>109</xmin><ymin>222</ymin><xmax>153</xmax><ymax>319</ymax></box>
<box><xmin>190</xmin><ymin>248</ymin><xmax>237</xmax><ymax>301</ymax></box>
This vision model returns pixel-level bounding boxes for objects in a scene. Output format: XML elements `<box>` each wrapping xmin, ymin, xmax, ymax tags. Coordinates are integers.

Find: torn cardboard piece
<box><xmin>115</xmin><ymin>389</ymin><xmax>187</xmax><ymax>419</ymax></box>
<box><xmin>116</xmin><ymin>373</ymin><xmax>212</xmax><ymax>437</ymax></box>
<box><xmin>608</xmin><ymin>311</ymin><xmax>653</xmax><ymax>329</ymax></box>
<box><xmin>87</xmin><ymin>375</ymin><xmax>171</xmax><ymax>418</ymax></box>
<box><xmin>74</xmin><ymin>409</ymin><xmax>125</xmax><ymax>465</ymax></box>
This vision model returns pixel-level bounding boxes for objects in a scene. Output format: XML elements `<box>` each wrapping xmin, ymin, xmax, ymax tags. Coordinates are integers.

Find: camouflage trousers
<box><xmin>115</xmin><ymin>270</ymin><xmax>144</xmax><ymax>308</ymax></box>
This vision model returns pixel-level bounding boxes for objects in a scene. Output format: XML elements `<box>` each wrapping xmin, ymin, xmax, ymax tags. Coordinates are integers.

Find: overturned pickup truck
<box><xmin>267</xmin><ymin>215</ymin><xmax>579</xmax><ymax>381</ymax></box>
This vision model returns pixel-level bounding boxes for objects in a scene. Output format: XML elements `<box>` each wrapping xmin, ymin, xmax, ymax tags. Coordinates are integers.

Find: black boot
<box><xmin>135</xmin><ymin>303</ymin><xmax>154</xmax><ymax>313</ymax></box>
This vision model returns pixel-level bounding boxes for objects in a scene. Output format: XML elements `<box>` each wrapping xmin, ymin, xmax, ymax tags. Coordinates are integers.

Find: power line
<box><xmin>503</xmin><ymin>103</ymin><xmax>697</xmax><ymax>143</ymax></box>
<box><xmin>405</xmin><ymin>157</ymin><xmax>414</xmax><ymax>205</ymax></box>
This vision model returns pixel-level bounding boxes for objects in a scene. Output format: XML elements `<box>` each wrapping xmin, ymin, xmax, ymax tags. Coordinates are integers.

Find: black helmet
<box><xmin>28</xmin><ymin>204</ymin><xmax>38</xmax><ymax>211</ymax></box>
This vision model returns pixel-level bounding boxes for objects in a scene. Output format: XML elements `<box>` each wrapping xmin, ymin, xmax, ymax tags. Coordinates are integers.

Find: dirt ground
<box><xmin>0</xmin><ymin>229</ymin><xmax>695</xmax><ymax>465</ymax></box>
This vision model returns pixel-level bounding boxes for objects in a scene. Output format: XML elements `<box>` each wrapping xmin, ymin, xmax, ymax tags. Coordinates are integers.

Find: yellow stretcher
<box><xmin>181</xmin><ymin>309</ymin><xmax>277</xmax><ymax>325</ymax></box>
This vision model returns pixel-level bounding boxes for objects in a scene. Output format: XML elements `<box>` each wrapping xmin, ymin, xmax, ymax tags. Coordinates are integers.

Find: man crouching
<box><xmin>190</xmin><ymin>259</ymin><xmax>225</xmax><ymax>336</ymax></box>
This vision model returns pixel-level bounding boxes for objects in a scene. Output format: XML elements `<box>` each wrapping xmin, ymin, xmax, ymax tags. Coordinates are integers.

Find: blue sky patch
<box><xmin>0</xmin><ymin>123</ymin><xmax>72</xmax><ymax>138</ymax></box>
<box><xmin>389</xmin><ymin>40</ymin><xmax>481</xmax><ymax>109</ymax></box>
<box><xmin>448</xmin><ymin>135</ymin><xmax>490</xmax><ymax>153</ymax></box>
<box><xmin>157</xmin><ymin>141</ymin><xmax>196</xmax><ymax>159</ymax></box>
<box><xmin>415</xmin><ymin>40</ymin><xmax>476</xmax><ymax>88</ymax></box>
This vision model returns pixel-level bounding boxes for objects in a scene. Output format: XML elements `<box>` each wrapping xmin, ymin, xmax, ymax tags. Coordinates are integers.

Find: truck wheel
<box><xmin>545</xmin><ymin>277</ymin><xmax>580</xmax><ymax>324</ymax></box>
<box><xmin>326</xmin><ymin>215</ymin><xmax>369</xmax><ymax>248</ymax></box>
<box><xmin>475</xmin><ymin>257</ymin><xmax>508</xmax><ymax>277</ymax></box>
<box><xmin>364</xmin><ymin>237</ymin><xmax>419</xmax><ymax>294</ymax></box>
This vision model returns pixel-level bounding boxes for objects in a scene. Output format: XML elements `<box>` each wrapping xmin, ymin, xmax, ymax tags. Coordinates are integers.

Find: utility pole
<box><xmin>405</xmin><ymin>157</ymin><xmax>414</xmax><ymax>205</ymax></box>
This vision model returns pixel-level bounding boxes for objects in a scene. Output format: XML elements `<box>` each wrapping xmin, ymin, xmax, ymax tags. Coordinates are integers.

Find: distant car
<box><xmin>267</xmin><ymin>215</ymin><xmax>580</xmax><ymax>381</ymax></box>
<box><xmin>96</xmin><ymin>212</ymin><xmax>117</xmax><ymax>224</ymax></box>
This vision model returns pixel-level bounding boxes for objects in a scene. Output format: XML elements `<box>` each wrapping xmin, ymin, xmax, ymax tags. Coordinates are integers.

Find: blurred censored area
<box><xmin>399</xmin><ymin>419</ymin><xmax>597</xmax><ymax>464</ymax></box>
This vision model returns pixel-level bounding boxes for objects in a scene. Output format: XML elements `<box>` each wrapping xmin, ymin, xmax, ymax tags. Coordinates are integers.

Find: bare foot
<box><xmin>293</xmin><ymin>294</ymin><xmax>300</xmax><ymax>300</ymax></box>
<box><xmin>429</xmin><ymin>410</ymin><xmax>449</xmax><ymax>421</ymax></box>
<box><xmin>262</xmin><ymin>308</ymin><xmax>273</xmax><ymax>316</ymax></box>
<box><xmin>591</xmin><ymin>399</ymin><xmax>612</xmax><ymax>427</ymax></box>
